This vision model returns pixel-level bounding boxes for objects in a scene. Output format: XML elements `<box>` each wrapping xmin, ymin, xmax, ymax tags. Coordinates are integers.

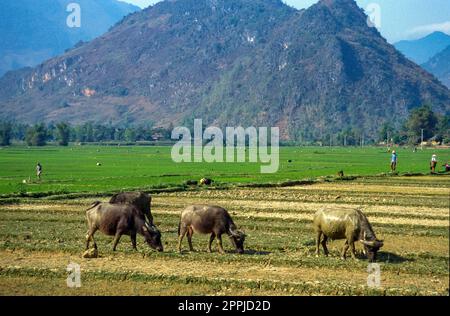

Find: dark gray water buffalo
<box><xmin>85</xmin><ymin>202</ymin><xmax>163</xmax><ymax>252</ymax></box>
<box><xmin>313</xmin><ymin>208</ymin><xmax>383</xmax><ymax>262</ymax></box>
<box><xmin>109</xmin><ymin>191</ymin><xmax>153</xmax><ymax>225</ymax></box>
<box><xmin>178</xmin><ymin>205</ymin><xmax>246</xmax><ymax>254</ymax></box>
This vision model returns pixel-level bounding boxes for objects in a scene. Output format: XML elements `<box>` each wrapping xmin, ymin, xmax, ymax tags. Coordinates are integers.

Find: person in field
<box><xmin>430</xmin><ymin>154</ymin><xmax>438</xmax><ymax>173</ymax></box>
<box><xmin>444</xmin><ymin>162</ymin><xmax>450</xmax><ymax>173</ymax></box>
<box><xmin>36</xmin><ymin>163</ymin><xmax>42</xmax><ymax>180</ymax></box>
<box><xmin>390</xmin><ymin>150</ymin><xmax>397</xmax><ymax>172</ymax></box>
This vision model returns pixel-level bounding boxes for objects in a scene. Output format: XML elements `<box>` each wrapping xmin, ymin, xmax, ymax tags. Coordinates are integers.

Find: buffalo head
<box><xmin>230</xmin><ymin>230</ymin><xmax>246</xmax><ymax>254</ymax></box>
<box><xmin>143</xmin><ymin>224</ymin><xmax>163</xmax><ymax>252</ymax></box>
<box><xmin>360</xmin><ymin>239</ymin><xmax>384</xmax><ymax>262</ymax></box>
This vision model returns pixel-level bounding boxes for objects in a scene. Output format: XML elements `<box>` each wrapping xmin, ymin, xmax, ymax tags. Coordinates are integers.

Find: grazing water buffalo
<box><xmin>313</xmin><ymin>208</ymin><xmax>384</xmax><ymax>262</ymax></box>
<box><xmin>178</xmin><ymin>205</ymin><xmax>246</xmax><ymax>254</ymax></box>
<box><xmin>85</xmin><ymin>202</ymin><xmax>163</xmax><ymax>252</ymax></box>
<box><xmin>109</xmin><ymin>192</ymin><xmax>153</xmax><ymax>225</ymax></box>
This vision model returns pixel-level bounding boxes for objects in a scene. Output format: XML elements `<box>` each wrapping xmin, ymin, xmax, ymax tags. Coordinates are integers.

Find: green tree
<box><xmin>114</xmin><ymin>128</ymin><xmax>124</xmax><ymax>141</ymax></box>
<box><xmin>86</xmin><ymin>123</ymin><xmax>94</xmax><ymax>142</ymax></box>
<box><xmin>56</xmin><ymin>122</ymin><xmax>71</xmax><ymax>146</ymax></box>
<box><xmin>74</xmin><ymin>125</ymin><xmax>85</xmax><ymax>142</ymax></box>
<box><xmin>378</xmin><ymin>122</ymin><xmax>395</xmax><ymax>143</ymax></box>
<box><xmin>405</xmin><ymin>105</ymin><xmax>438</xmax><ymax>144</ymax></box>
<box><xmin>436</xmin><ymin>114</ymin><xmax>450</xmax><ymax>144</ymax></box>
<box><xmin>0</xmin><ymin>122</ymin><xmax>12</xmax><ymax>146</ymax></box>
<box><xmin>124</xmin><ymin>128</ymin><xmax>137</xmax><ymax>142</ymax></box>
<box><xmin>12</xmin><ymin>123</ymin><xmax>28</xmax><ymax>141</ymax></box>
<box><xmin>25</xmin><ymin>124</ymin><xmax>47</xmax><ymax>146</ymax></box>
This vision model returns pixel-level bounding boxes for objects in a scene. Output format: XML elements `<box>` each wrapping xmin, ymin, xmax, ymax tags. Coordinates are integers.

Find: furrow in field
<box><xmin>153</xmin><ymin>198</ymin><xmax>449</xmax><ymax>218</ymax></box>
<box><xmin>150</xmin><ymin>209</ymin><xmax>449</xmax><ymax>228</ymax></box>
<box><xmin>1</xmin><ymin>198</ymin><xmax>448</xmax><ymax>227</ymax></box>
<box><xmin>3</xmin><ymin>198</ymin><xmax>449</xmax><ymax>218</ymax></box>
<box><xmin>280</xmin><ymin>184</ymin><xmax>450</xmax><ymax>195</ymax></box>
<box><xmin>0</xmin><ymin>274</ymin><xmax>284</xmax><ymax>296</ymax></box>
<box><xmin>156</xmin><ymin>189</ymin><xmax>449</xmax><ymax>208</ymax></box>
<box><xmin>0</xmin><ymin>250</ymin><xmax>447</xmax><ymax>295</ymax></box>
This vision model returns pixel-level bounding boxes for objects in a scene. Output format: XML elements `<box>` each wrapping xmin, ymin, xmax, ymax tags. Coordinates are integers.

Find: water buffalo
<box><xmin>178</xmin><ymin>205</ymin><xmax>246</xmax><ymax>254</ymax></box>
<box><xmin>313</xmin><ymin>208</ymin><xmax>383</xmax><ymax>262</ymax></box>
<box><xmin>85</xmin><ymin>202</ymin><xmax>163</xmax><ymax>252</ymax></box>
<box><xmin>109</xmin><ymin>192</ymin><xmax>153</xmax><ymax>225</ymax></box>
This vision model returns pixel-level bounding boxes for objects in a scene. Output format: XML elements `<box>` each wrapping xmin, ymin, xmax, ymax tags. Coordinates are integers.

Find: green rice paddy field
<box><xmin>0</xmin><ymin>145</ymin><xmax>448</xmax><ymax>195</ymax></box>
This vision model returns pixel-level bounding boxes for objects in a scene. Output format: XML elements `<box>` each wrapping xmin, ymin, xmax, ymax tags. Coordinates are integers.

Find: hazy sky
<box><xmin>121</xmin><ymin>0</ymin><xmax>450</xmax><ymax>43</ymax></box>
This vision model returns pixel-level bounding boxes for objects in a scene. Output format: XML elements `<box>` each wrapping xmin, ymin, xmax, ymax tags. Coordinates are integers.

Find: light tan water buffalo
<box><xmin>313</xmin><ymin>208</ymin><xmax>383</xmax><ymax>262</ymax></box>
<box><xmin>85</xmin><ymin>202</ymin><xmax>163</xmax><ymax>252</ymax></box>
<box><xmin>178</xmin><ymin>205</ymin><xmax>246</xmax><ymax>254</ymax></box>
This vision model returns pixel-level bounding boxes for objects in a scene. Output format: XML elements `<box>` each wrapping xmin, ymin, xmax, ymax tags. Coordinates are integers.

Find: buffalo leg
<box><xmin>130</xmin><ymin>233</ymin><xmax>137</xmax><ymax>250</ymax></box>
<box><xmin>178</xmin><ymin>225</ymin><xmax>188</xmax><ymax>253</ymax></box>
<box><xmin>216</xmin><ymin>234</ymin><xmax>225</xmax><ymax>254</ymax></box>
<box><xmin>321</xmin><ymin>235</ymin><xmax>329</xmax><ymax>256</ymax></box>
<box><xmin>315</xmin><ymin>231</ymin><xmax>322</xmax><ymax>256</ymax></box>
<box><xmin>85</xmin><ymin>228</ymin><xmax>98</xmax><ymax>250</ymax></box>
<box><xmin>112</xmin><ymin>232</ymin><xmax>123</xmax><ymax>251</ymax></box>
<box><xmin>187</xmin><ymin>227</ymin><xmax>195</xmax><ymax>252</ymax></box>
<box><xmin>91</xmin><ymin>234</ymin><xmax>98</xmax><ymax>250</ymax></box>
<box><xmin>341</xmin><ymin>240</ymin><xmax>350</xmax><ymax>260</ymax></box>
<box><xmin>208</xmin><ymin>233</ymin><xmax>216</xmax><ymax>253</ymax></box>
<box><xmin>85</xmin><ymin>230</ymin><xmax>91</xmax><ymax>250</ymax></box>
<box><xmin>350</xmin><ymin>241</ymin><xmax>357</xmax><ymax>259</ymax></box>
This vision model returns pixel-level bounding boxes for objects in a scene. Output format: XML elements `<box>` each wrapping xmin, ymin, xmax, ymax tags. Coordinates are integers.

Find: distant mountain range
<box><xmin>423</xmin><ymin>45</ymin><xmax>450</xmax><ymax>89</ymax></box>
<box><xmin>394</xmin><ymin>32</ymin><xmax>450</xmax><ymax>88</ymax></box>
<box><xmin>0</xmin><ymin>0</ymin><xmax>449</xmax><ymax>141</ymax></box>
<box><xmin>0</xmin><ymin>0</ymin><xmax>139</xmax><ymax>76</ymax></box>
<box><xmin>394</xmin><ymin>32</ymin><xmax>450</xmax><ymax>65</ymax></box>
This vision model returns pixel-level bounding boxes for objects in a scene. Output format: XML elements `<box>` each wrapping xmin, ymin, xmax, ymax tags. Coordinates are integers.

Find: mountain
<box><xmin>423</xmin><ymin>45</ymin><xmax>450</xmax><ymax>88</ymax></box>
<box><xmin>394</xmin><ymin>32</ymin><xmax>450</xmax><ymax>65</ymax></box>
<box><xmin>0</xmin><ymin>0</ymin><xmax>449</xmax><ymax>141</ymax></box>
<box><xmin>0</xmin><ymin>0</ymin><xmax>139</xmax><ymax>76</ymax></box>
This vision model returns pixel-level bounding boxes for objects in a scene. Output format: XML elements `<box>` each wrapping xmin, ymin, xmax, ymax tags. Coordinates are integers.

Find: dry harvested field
<box><xmin>0</xmin><ymin>176</ymin><xmax>448</xmax><ymax>296</ymax></box>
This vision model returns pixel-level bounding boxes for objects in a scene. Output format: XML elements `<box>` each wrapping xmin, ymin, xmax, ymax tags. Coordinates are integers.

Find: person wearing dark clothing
<box><xmin>36</xmin><ymin>163</ymin><xmax>42</xmax><ymax>180</ymax></box>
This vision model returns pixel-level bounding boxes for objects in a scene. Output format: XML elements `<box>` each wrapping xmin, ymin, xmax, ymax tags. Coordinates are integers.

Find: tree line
<box><xmin>0</xmin><ymin>105</ymin><xmax>448</xmax><ymax>147</ymax></box>
<box><xmin>377</xmin><ymin>105</ymin><xmax>449</xmax><ymax>145</ymax></box>
<box><xmin>0</xmin><ymin>122</ymin><xmax>172</xmax><ymax>146</ymax></box>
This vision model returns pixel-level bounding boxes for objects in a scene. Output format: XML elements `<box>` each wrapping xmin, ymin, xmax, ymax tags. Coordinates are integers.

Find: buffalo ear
<box><xmin>142</xmin><ymin>226</ymin><xmax>148</xmax><ymax>232</ymax></box>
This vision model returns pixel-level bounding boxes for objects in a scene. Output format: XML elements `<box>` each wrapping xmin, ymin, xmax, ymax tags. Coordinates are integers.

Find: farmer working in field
<box><xmin>390</xmin><ymin>150</ymin><xmax>398</xmax><ymax>172</ymax></box>
<box><xmin>430</xmin><ymin>154</ymin><xmax>438</xmax><ymax>173</ymax></box>
<box><xmin>36</xmin><ymin>162</ymin><xmax>42</xmax><ymax>180</ymax></box>
<box><xmin>444</xmin><ymin>162</ymin><xmax>450</xmax><ymax>173</ymax></box>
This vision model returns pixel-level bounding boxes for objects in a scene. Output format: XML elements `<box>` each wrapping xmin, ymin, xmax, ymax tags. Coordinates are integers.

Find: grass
<box><xmin>0</xmin><ymin>145</ymin><xmax>449</xmax><ymax>196</ymax></box>
<box><xmin>0</xmin><ymin>145</ymin><xmax>448</xmax><ymax>295</ymax></box>
<box><xmin>0</xmin><ymin>176</ymin><xmax>448</xmax><ymax>295</ymax></box>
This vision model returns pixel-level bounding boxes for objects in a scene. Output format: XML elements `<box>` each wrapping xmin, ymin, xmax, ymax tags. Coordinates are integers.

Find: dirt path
<box><xmin>0</xmin><ymin>249</ymin><xmax>447</xmax><ymax>295</ymax></box>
